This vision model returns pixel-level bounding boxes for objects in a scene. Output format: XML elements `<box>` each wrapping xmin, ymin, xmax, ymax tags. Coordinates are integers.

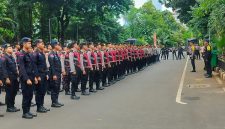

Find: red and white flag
<box><xmin>153</xmin><ymin>33</ymin><xmax>157</xmax><ymax>47</ymax></box>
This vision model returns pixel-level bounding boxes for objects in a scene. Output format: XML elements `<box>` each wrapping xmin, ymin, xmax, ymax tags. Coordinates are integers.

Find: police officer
<box><xmin>127</xmin><ymin>45</ymin><xmax>133</xmax><ymax>73</ymax></box>
<box><xmin>18</xmin><ymin>37</ymin><xmax>39</xmax><ymax>119</ymax></box>
<box><xmin>96</xmin><ymin>44</ymin><xmax>107</xmax><ymax>88</ymax></box>
<box><xmin>165</xmin><ymin>47</ymin><xmax>169</xmax><ymax>60</ymax></box>
<box><xmin>172</xmin><ymin>47</ymin><xmax>177</xmax><ymax>60</ymax></box>
<box><xmin>0</xmin><ymin>57</ymin><xmax>4</xmax><ymax>117</ymax></box>
<box><xmin>61</xmin><ymin>47</ymin><xmax>72</xmax><ymax>95</ymax></box>
<box><xmin>94</xmin><ymin>45</ymin><xmax>104</xmax><ymax>90</ymax></box>
<box><xmin>161</xmin><ymin>47</ymin><xmax>165</xmax><ymax>60</ymax></box>
<box><xmin>89</xmin><ymin>44</ymin><xmax>98</xmax><ymax>93</ymax></box>
<box><xmin>13</xmin><ymin>42</ymin><xmax>22</xmax><ymax>95</ymax></box>
<box><xmin>102</xmin><ymin>44</ymin><xmax>111</xmax><ymax>87</ymax></box>
<box><xmin>108</xmin><ymin>44</ymin><xmax>116</xmax><ymax>84</ymax></box>
<box><xmin>188</xmin><ymin>40</ymin><xmax>196</xmax><ymax>72</ymax></box>
<box><xmin>68</xmin><ymin>42</ymin><xmax>81</xmax><ymax>100</ymax></box>
<box><xmin>48</xmin><ymin>40</ymin><xmax>64</xmax><ymax>107</ymax></box>
<box><xmin>178</xmin><ymin>45</ymin><xmax>185</xmax><ymax>60</ymax></box>
<box><xmin>80</xmin><ymin>44</ymin><xmax>91</xmax><ymax>95</ymax></box>
<box><xmin>45</xmin><ymin>47</ymin><xmax>51</xmax><ymax>95</ymax></box>
<box><xmin>33</xmin><ymin>39</ymin><xmax>50</xmax><ymax>113</ymax></box>
<box><xmin>203</xmin><ymin>39</ymin><xmax>212</xmax><ymax>78</ymax></box>
<box><xmin>2</xmin><ymin>44</ymin><xmax>20</xmax><ymax>112</ymax></box>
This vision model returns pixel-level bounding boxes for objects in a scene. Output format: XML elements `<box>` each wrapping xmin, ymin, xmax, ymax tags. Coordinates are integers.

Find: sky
<box><xmin>135</xmin><ymin>0</ymin><xmax>163</xmax><ymax>10</ymax></box>
<box><xmin>134</xmin><ymin>0</ymin><xmax>148</xmax><ymax>8</ymax></box>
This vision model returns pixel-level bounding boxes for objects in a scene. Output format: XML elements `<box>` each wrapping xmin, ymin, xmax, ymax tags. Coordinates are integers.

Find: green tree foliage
<box><xmin>0</xmin><ymin>0</ymin><xmax>133</xmax><ymax>44</ymax></box>
<box><xmin>0</xmin><ymin>0</ymin><xmax>16</xmax><ymax>43</ymax></box>
<box><xmin>123</xmin><ymin>1</ymin><xmax>186</xmax><ymax>46</ymax></box>
<box><xmin>159</xmin><ymin>0</ymin><xmax>197</xmax><ymax>23</ymax></box>
<box><xmin>160</xmin><ymin>0</ymin><xmax>225</xmax><ymax>50</ymax></box>
<box><xmin>188</xmin><ymin>0</ymin><xmax>225</xmax><ymax>49</ymax></box>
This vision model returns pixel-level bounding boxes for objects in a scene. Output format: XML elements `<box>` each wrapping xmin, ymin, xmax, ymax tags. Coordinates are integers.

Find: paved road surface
<box><xmin>1</xmin><ymin>57</ymin><xmax>225</xmax><ymax>129</ymax></box>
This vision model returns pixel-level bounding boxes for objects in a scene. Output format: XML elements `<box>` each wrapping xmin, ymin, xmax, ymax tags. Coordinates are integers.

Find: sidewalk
<box><xmin>182</xmin><ymin>58</ymin><xmax>225</xmax><ymax>104</ymax></box>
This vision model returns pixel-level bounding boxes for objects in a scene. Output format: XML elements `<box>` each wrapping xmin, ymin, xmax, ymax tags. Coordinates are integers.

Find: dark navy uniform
<box><xmin>62</xmin><ymin>52</ymin><xmax>71</xmax><ymax>95</ymax></box>
<box><xmin>18</xmin><ymin>50</ymin><xmax>38</xmax><ymax>115</ymax></box>
<box><xmin>108</xmin><ymin>49</ymin><xmax>115</xmax><ymax>84</ymax></box>
<box><xmin>33</xmin><ymin>49</ymin><xmax>48</xmax><ymax>110</ymax></box>
<box><xmin>67</xmin><ymin>48</ymin><xmax>81</xmax><ymax>100</ymax></box>
<box><xmin>89</xmin><ymin>51</ymin><xmax>98</xmax><ymax>92</ymax></box>
<box><xmin>69</xmin><ymin>50</ymin><xmax>82</xmax><ymax>97</ymax></box>
<box><xmin>0</xmin><ymin>58</ymin><xmax>4</xmax><ymax>117</ymax></box>
<box><xmin>0</xmin><ymin>58</ymin><xmax>4</xmax><ymax>82</ymax></box>
<box><xmin>80</xmin><ymin>50</ymin><xmax>91</xmax><ymax>95</ymax></box>
<box><xmin>2</xmin><ymin>53</ymin><xmax>19</xmax><ymax>111</ymax></box>
<box><xmin>48</xmin><ymin>51</ymin><xmax>62</xmax><ymax>105</ymax></box>
<box><xmin>0</xmin><ymin>58</ymin><xmax>4</xmax><ymax>96</ymax></box>
<box><xmin>204</xmin><ymin>44</ymin><xmax>212</xmax><ymax>77</ymax></box>
<box><xmin>102</xmin><ymin>49</ymin><xmax>110</xmax><ymax>87</ymax></box>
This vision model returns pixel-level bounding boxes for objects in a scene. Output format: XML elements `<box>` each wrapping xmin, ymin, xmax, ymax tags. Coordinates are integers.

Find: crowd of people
<box><xmin>160</xmin><ymin>46</ymin><xmax>186</xmax><ymax>60</ymax></box>
<box><xmin>188</xmin><ymin>39</ymin><xmax>213</xmax><ymax>78</ymax></box>
<box><xmin>0</xmin><ymin>37</ymin><xmax>160</xmax><ymax>119</ymax></box>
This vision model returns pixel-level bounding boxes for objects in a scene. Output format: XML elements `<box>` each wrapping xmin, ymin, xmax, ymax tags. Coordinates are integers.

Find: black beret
<box><xmin>20</xmin><ymin>37</ymin><xmax>32</xmax><ymax>45</ymax></box>
<box><xmin>67</xmin><ymin>43</ymin><xmax>74</xmax><ymax>49</ymax></box>
<box><xmin>34</xmin><ymin>39</ymin><xmax>44</xmax><ymax>46</ymax></box>
<box><xmin>51</xmin><ymin>40</ymin><xmax>59</xmax><ymax>47</ymax></box>
<box><xmin>2</xmin><ymin>43</ymin><xmax>11</xmax><ymax>49</ymax></box>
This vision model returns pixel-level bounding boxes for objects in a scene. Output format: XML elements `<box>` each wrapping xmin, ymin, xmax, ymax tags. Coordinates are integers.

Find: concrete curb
<box><xmin>215</xmin><ymin>67</ymin><xmax>225</xmax><ymax>81</ymax></box>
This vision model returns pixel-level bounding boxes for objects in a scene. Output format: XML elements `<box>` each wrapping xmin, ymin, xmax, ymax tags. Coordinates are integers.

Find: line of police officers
<box><xmin>0</xmin><ymin>37</ymin><xmax>159</xmax><ymax>119</ymax></box>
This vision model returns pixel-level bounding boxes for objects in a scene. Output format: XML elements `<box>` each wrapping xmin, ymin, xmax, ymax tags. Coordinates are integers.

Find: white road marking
<box><xmin>176</xmin><ymin>56</ymin><xmax>188</xmax><ymax>105</ymax></box>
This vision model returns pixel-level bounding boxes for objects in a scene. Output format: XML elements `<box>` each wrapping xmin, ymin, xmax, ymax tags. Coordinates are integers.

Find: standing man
<box><xmin>156</xmin><ymin>45</ymin><xmax>161</xmax><ymax>62</ymax></box>
<box><xmin>178</xmin><ymin>45</ymin><xmax>185</xmax><ymax>60</ymax></box>
<box><xmin>48</xmin><ymin>40</ymin><xmax>64</xmax><ymax>107</ymax></box>
<box><xmin>18</xmin><ymin>37</ymin><xmax>39</xmax><ymax>119</ymax></box>
<box><xmin>80</xmin><ymin>44</ymin><xmax>91</xmax><ymax>95</ymax></box>
<box><xmin>161</xmin><ymin>47</ymin><xmax>165</xmax><ymax>60</ymax></box>
<box><xmin>195</xmin><ymin>44</ymin><xmax>201</xmax><ymax>60</ymax></box>
<box><xmin>108</xmin><ymin>44</ymin><xmax>115</xmax><ymax>84</ymax></box>
<box><xmin>172</xmin><ymin>47</ymin><xmax>177</xmax><ymax>60</ymax></box>
<box><xmin>68</xmin><ymin>42</ymin><xmax>81</xmax><ymax>100</ymax></box>
<box><xmin>203</xmin><ymin>39</ymin><xmax>212</xmax><ymax>78</ymax></box>
<box><xmin>89</xmin><ymin>44</ymin><xmax>98</xmax><ymax>93</ymax></box>
<box><xmin>102</xmin><ymin>44</ymin><xmax>111</xmax><ymax>87</ymax></box>
<box><xmin>33</xmin><ymin>39</ymin><xmax>50</xmax><ymax>113</ymax></box>
<box><xmin>13</xmin><ymin>42</ymin><xmax>22</xmax><ymax>95</ymax></box>
<box><xmin>165</xmin><ymin>47</ymin><xmax>169</xmax><ymax>60</ymax></box>
<box><xmin>45</xmin><ymin>46</ymin><xmax>51</xmax><ymax>95</ymax></box>
<box><xmin>0</xmin><ymin>56</ymin><xmax>5</xmax><ymax>117</ymax></box>
<box><xmin>61</xmin><ymin>47</ymin><xmax>72</xmax><ymax>95</ymax></box>
<box><xmin>2</xmin><ymin>44</ymin><xmax>20</xmax><ymax>113</ymax></box>
<box><xmin>96</xmin><ymin>44</ymin><xmax>106</xmax><ymax>88</ymax></box>
<box><xmin>188</xmin><ymin>40</ymin><xmax>196</xmax><ymax>72</ymax></box>
<box><xmin>95</xmin><ymin>45</ymin><xmax>105</xmax><ymax>90</ymax></box>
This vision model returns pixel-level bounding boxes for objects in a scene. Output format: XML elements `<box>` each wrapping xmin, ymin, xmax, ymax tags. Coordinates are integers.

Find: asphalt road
<box><xmin>1</xmin><ymin>56</ymin><xmax>225</xmax><ymax>129</ymax></box>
